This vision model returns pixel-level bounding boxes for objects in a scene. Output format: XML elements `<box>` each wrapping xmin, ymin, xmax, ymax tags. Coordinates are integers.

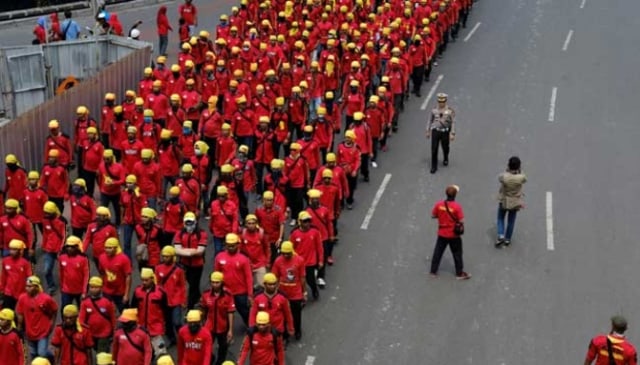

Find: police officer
<box><xmin>426</xmin><ymin>93</ymin><xmax>456</xmax><ymax>174</ymax></box>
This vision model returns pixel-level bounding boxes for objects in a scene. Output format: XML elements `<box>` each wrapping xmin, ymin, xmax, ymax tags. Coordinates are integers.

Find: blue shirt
<box><xmin>61</xmin><ymin>19</ymin><xmax>81</xmax><ymax>40</ymax></box>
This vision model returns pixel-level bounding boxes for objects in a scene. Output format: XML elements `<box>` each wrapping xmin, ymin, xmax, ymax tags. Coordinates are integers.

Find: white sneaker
<box><xmin>317</xmin><ymin>278</ymin><xmax>326</xmax><ymax>288</ymax></box>
<box><xmin>371</xmin><ymin>161</ymin><xmax>378</xmax><ymax>168</ymax></box>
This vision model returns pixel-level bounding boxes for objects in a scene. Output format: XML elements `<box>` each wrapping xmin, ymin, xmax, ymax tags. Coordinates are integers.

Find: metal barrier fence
<box><xmin>0</xmin><ymin>43</ymin><xmax>151</xmax><ymax>178</ymax></box>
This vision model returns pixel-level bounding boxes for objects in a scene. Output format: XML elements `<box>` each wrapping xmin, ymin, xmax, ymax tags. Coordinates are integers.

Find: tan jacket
<box><xmin>498</xmin><ymin>171</ymin><xmax>527</xmax><ymax>210</ymax></box>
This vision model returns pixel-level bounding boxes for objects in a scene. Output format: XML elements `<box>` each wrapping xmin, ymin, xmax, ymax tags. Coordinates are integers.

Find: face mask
<box><xmin>116</xmin><ymin>114</ymin><xmax>124</xmax><ymax>121</ymax></box>
<box><xmin>170</xmin><ymin>197</ymin><xmax>180</xmax><ymax>204</ymax></box>
<box><xmin>243</xmin><ymin>46</ymin><xmax>250</xmax><ymax>51</ymax></box>
<box><xmin>207</xmin><ymin>73</ymin><xmax>214</xmax><ymax>80</ymax></box>
<box><xmin>185</xmin><ymin>224</ymin><xmax>196</xmax><ymax>233</ymax></box>
<box><xmin>173</xmin><ymin>72</ymin><xmax>180</xmax><ymax>78</ymax></box>
<box><xmin>126</xmin><ymin>184</ymin><xmax>135</xmax><ymax>191</ymax></box>
<box><xmin>6</xmin><ymin>163</ymin><xmax>17</xmax><ymax>171</ymax></box>
<box><xmin>296</xmin><ymin>61</ymin><xmax>303</xmax><ymax>67</ymax></box>
<box><xmin>318</xmin><ymin>117</ymin><xmax>325</xmax><ymax>123</ymax></box>
<box><xmin>303</xmin><ymin>133</ymin><xmax>311</xmax><ymax>140</ymax></box>
<box><xmin>183</xmin><ymin>128</ymin><xmax>192</xmax><ymax>135</ymax></box>
<box><xmin>144</xmin><ymin>117</ymin><xmax>152</xmax><ymax>123</ymax></box>
<box><xmin>106</xmin><ymin>100</ymin><xmax>114</xmax><ymax>107</ymax></box>
<box><xmin>195</xmin><ymin>149</ymin><xmax>203</xmax><ymax>156</ymax></box>
<box><xmin>351</xmin><ymin>87</ymin><xmax>358</xmax><ymax>93</ymax></box>
<box><xmin>122</xmin><ymin>322</ymin><xmax>137</xmax><ymax>332</ymax></box>
<box><xmin>128</xmin><ymin>136</ymin><xmax>135</xmax><ymax>142</ymax></box>
<box><xmin>217</xmin><ymin>67</ymin><xmax>224</xmax><ymax>71</ymax></box>
<box><xmin>188</xmin><ymin>323</ymin><xmax>201</xmax><ymax>334</ymax></box>
<box><xmin>72</xmin><ymin>186</ymin><xmax>84</xmax><ymax>196</ymax></box>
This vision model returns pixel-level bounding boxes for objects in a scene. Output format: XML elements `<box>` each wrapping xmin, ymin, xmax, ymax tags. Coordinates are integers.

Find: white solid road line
<box><xmin>546</xmin><ymin>192</ymin><xmax>555</xmax><ymax>251</ymax></box>
<box><xmin>420</xmin><ymin>74</ymin><xmax>444</xmax><ymax>110</ymax></box>
<box><xmin>548</xmin><ymin>87</ymin><xmax>558</xmax><ymax>122</ymax></box>
<box><xmin>562</xmin><ymin>30</ymin><xmax>574</xmax><ymax>51</ymax></box>
<box><xmin>360</xmin><ymin>173</ymin><xmax>392</xmax><ymax>230</ymax></box>
<box><xmin>464</xmin><ymin>22</ymin><xmax>482</xmax><ymax>42</ymax></box>
<box><xmin>579</xmin><ymin>0</ymin><xmax>586</xmax><ymax>9</ymax></box>
<box><xmin>305</xmin><ymin>356</ymin><xmax>316</xmax><ymax>365</ymax></box>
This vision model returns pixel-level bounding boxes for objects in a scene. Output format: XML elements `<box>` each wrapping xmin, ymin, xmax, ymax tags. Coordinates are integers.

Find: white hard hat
<box><xmin>130</xmin><ymin>29</ymin><xmax>141</xmax><ymax>39</ymax></box>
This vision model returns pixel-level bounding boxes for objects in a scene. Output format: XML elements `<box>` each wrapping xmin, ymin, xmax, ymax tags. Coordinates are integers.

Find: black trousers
<box><xmin>317</xmin><ymin>240</ymin><xmax>333</xmax><ymax>279</ymax></box>
<box><xmin>213</xmin><ymin>332</ymin><xmax>230</xmax><ymax>365</ymax></box>
<box><xmin>305</xmin><ymin>265</ymin><xmax>319</xmax><ymax>298</ymax></box>
<box><xmin>255</xmin><ymin>162</ymin><xmax>268</xmax><ymax>195</ymax></box>
<box><xmin>346</xmin><ymin>174</ymin><xmax>357</xmax><ymax>205</ymax></box>
<box><xmin>79</xmin><ymin>169</ymin><xmax>97</xmax><ymax>197</ymax></box>
<box><xmin>99</xmin><ymin>193</ymin><xmax>121</xmax><ymax>226</ymax></box>
<box><xmin>430</xmin><ymin>236</ymin><xmax>464</xmax><ymax>275</ymax></box>
<box><xmin>287</xmin><ymin>186</ymin><xmax>306</xmax><ymax>220</ymax></box>
<box><xmin>392</xmin><ymin>93</ymin><xmax>403</xmax><ymax>130</ymax></box>
<box><xmin>288</xmin><ymin>299</ymin><xmax>304</xmax><ymax>338</ymax></box>
<box><xmin>411</xmin><ymin>65</ymin><xmax>425</xmax><ymax>95</ymax></box>
<box><xmin>431</xmin><ymin>130</ymin><xmax>450</xmax><ymax>169</ymax></box>
<box><xmin>371</xmin><ymin>139</ymin><xmax>379</xmax><ymax>162</ymax></box>
<box><xmin>50</xmin><ymin>197</ymin><xmax>65</xmax><ymax>215</ymax></box>
<box><xmin>72</xmin><ymin>227</ymin><xmax>87</xmax><ymax>239</ymax></box>
<box><xmin>360</xmin><ymin>154</ymin><xmax>370</xmax><ymax>180</ymax></box>
<box><xmin>184</xmin><ymin>265</ymin><xmax>203</xmax><ymax>308</ymax></box>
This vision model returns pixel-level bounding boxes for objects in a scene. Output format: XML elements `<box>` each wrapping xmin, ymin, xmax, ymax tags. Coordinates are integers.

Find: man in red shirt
<box><xmin>214</xmin><ymin>233</ymin><xmax>253</xmax><ymax>327</ymax></box>
<box><xmin>271</xmin><ymin>241</ymin><xmax>306</xmax><ymax>340</ymax></box>
<box><xmin>44</xmin><ymin>119</ymin><xmax>73</xmax><ymax>168</ymax></box>
<box><xmin>97</xmin><ymin>150</ymin><xmax>125</xmax><ymax>226</ymax></box>
<box><xmin>22</xmin><ymin>170</ymin><xmax>48</xmax><ymax>240</ymax></box>
<box><xmin>429</xmin><ymin>185</ymin><xmax>470</xmax><ymax>280</ymax></box>
<box><xmin>81</xmin><ymin>127</ymin><xmax>104</xmax><ymax>197</ymax></box>
<box><xmin>112</xmin><ymin>308</ymin><xmax>153</xmax><ymax>365</ymax></box>
<box><xmin>255</xmin><ymin>191</ymin><xmax>285</xmax><ymax>265</ymax></box>
<box><xmin>239</xmin><ymin>214</ymin><xmax>270</xmax><ymax>287</ymax></box>
<box><xmin>16</xmin><ymin>276</ymin><xmax>58</xmax><ymax>361</ymax></box>
<box><xmin>120</xmin><ymin>174</ymin><xmax>147</xmax><ymax>260</ymax></box>
<box><xmin>83</xmin><ymin>206</ymin><xmax>118</xmax><ymax>268</ymax></box>
<box><xmin>289</xmin><ymin>211</ymin><xmax>323</xmax><ymax>300</ymax></box>
<box><xmin>209</xmin><ymin>186</ymin><xmax>239</xmax><ymax>255</ymax></box>
<box><xmin>40</xmin><ymin>149</ymin><xmax>69</xmax><ymax>214</ymax></box>
<box><xmin>0</xmin><ymin>308</ymin><xmax>25</xmax><ymax>365</ymax></box>
<box><xmin>41</xmin><ymin>201</ymin><xmax>66</xmax><ymax>294</ymax></box>
<box><xmin>585</xmin><ymin>315</ymin><xmax>638</xmax><ymax>365</ymax></box>
<box><xmin>199</xmin><ymin>271</ymin><xmax>235</xmax><ymax>365</ymax></box>
<box><xmin>337</xmin><ymin>131</ymin><xmax>361</xmax><ymax>209</ymax></box>
<box><xmin>176</xmin><ymin>164</ymin><xmax>201</xmax><ymax>214</ymax></box>
<box><xmin>1</xmin><ymin>198</ymin><xmax>35</xmax><ymax>257</ymax></box>
<box><xmin>4</xmin><ymin>154</ymin><xmax>28</xmax><ymax>202</ymax></box>
<box><xmin>133</xmin><ymin>149</ymin><xmax>162</xmax><ymax>209</ymax></box>
<box><xmin>131</xmin><ymin>268</ymin><xmax>168</xmax><ymax>356</ymax></box>
<box><xmin>284</xmin><ymin>142</ymin><xmax>309</xmax><ymax>226</ymax></box>
<box><xmin>177</xmin><ymin>310</ymin><xmax>212</xmax><ymax>365</ymax></box>
<box><xmin>59</xmin><ymin>236</ymin><xmax>89</xmax><ymax>309</ymax></box>
<box><xmin>79</xmin><ymin>276</ymin><xmax>116</xmax><ymax>353</ymax></box>
<box><xmin>51</xmin><ymin>304</ymin><xmax>94</xmax><ymax>365</ymax></box>
<box><xmin>156</xmin><ymin>245</ymin><xmax>186</xmax><ymax>347</ymax></box>
<box><xmin>173</xmin><ymin>212</ymin><xmax>207</xmax><ymax>308</ymax></box>
<box><xmin>306</xmin><ymin>189</ymin><xmax>333</xmax><ymax>288</ymax></box>
<box><xmin>179</xmin><ymin>0</ymin><xmax>198</xmax><ymax>32</ymax></box>
<box><xmin>98</xmin><ymin>238</ymin><xmax>132</xmax><ymax>312</ymax></box>
<box><xmin>162</xmin><ymin>186</ymin><xmax>186</xmax><ymax>246</ymax></box>
<box><xmin>238</xmin><ymin>311</ymin><xmax>285</xmax><ymax>365</ymax></box>
<box><xmin>0</xmin><ymin>239</ymin><xmax>32</xmax><ymax>309</ymax></box>
<box><xmin>348</xmin><ymin>111</ymin><xmax>373</xmax><ymax>182</ymax></box>
<box><xmin>249</xmin><ymin>273</ymin><xmax>294</xmax><ymax>340</ymax></box>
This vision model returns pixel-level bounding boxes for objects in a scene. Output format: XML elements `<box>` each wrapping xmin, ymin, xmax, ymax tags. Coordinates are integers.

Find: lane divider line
<box><xmin>562</xmin><ymin>30</ymin><xmax>574</xmax><ymax>51</ymax></box>
<box><xmin>548</xmin><ymin>87</ymin><xmax>558</xmax><ymax>122</ymax></box>
<box><xmin>579</xmin><ymin>0</ymin><xmax>586</xmax><ymax>9</ymax></box>
<box><xmin>360</xmin><ymin>173</ymin><xmax>392</xmax><ymax>230</ymax></box>
<box><xmin>420</xmin><ymin>74</ymin><xmax>444</xmax><ymax>110</ymax></box>
<box><xmin>546</xmin><ymin>192</ymin><xmax>555</xmax><ymax>251</ymax></box>
<box><xmin>464</xmin><ymin>22</ymin><xmax>482</xmax><ymax>42</ymax></box>
<box><xmin>305</xmin><ymin>356</ymin><xmax>316</xmax><ymax>365</ymax></box>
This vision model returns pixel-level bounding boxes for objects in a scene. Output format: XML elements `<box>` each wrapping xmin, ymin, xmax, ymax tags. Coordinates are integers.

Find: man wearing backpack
<box><xmin>584</xmin><ymin>315</ymin><xmax>637</xmax><ymax>365</ymax></box>
<box><xmin>238</xmin><ymin>311</ymin><xmax>285</xmax><ymax>365</ymax></box>
<box><xmin>111</xmin><ymin>309</ymin><xmax>153</xmax><ymax>365</ymax></box>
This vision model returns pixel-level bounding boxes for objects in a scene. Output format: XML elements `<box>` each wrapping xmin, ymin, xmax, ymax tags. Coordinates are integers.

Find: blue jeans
<box><xmin>43</xmin><ymin>252</ymin><xmax>58</xmax><ymax>290</ymax></box>
<box><xmin>165</xmin><ymin>305</ymin><xmax>183</xmax><ymax>343</ymax></box>
<box><xmin>27</xmin><ymin>337</ymin><xmax>51</xmax><ymax>360</ymax></box>
<box><xmin>309</xmin><ymin>97</ymin><xmax>322</xmax><ymax>120</ymax></box>
<box><xmin>158</xmin><ymin>35</ymin><xmax>168</xmax><ymax>56</ymax></box>
<box><xmin>213</xmin><ymin>236</ymin><xmax>224</xmax><ymax>256</ymax></box>
<box><xmin>497</xmin><ymin>204</ymin><xmax>518</xmax><ymax>240</ymax></box>
<box><xmin>122</xmin><ymin>224</ymin><xmax>135</xmax><ymax>260</ymax></box>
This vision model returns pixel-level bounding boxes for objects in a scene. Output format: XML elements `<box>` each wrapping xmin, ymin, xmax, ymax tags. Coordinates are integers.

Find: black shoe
<box><xmin>416</xmin><ymin>92</ymin><xmax>422</xmax><ymax>97</ymax></box>
<box><xmin>430</xmin><ymin>168</ymin><xmax>437</xmax><ymax>174</ymax></box>
<box><xmin>363</xmin><ymin>176</ymin><xmax>370</xmax><ymax>182</ymax></box>
<box><xmin>295</xmin><ymin>332</ymin><xmax>302</xmax><ymax>340</ymax></box>
<box><xmin>504</xmin><ymin>239</ymin><xmax>511</xmax><ymax>247</ymax></box>
<box><xmin>443</xmin><ymin>159</ymin><xmax>449</xmax><ymax>166</ymax></box>
<box><xmin>495</xmin><ymin>237</ymin><xmax>505</xmax><ymax>248</ymax></box>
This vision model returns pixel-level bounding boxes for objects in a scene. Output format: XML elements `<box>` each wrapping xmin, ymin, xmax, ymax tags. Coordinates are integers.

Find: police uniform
<box><xmin>427</xmin><ymin>93</ymin><xmax>456</xmax><ymax>173</ymax></box>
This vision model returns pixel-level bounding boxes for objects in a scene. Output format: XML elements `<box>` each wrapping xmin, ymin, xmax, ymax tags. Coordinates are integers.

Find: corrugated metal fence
<box><xmin>0</xmin><ymin>41</ymin><xmax>151</xmax><ymax>177</ymax></box>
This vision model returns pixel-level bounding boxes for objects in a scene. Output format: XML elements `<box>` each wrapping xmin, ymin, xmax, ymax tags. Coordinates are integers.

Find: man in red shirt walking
<box><xmin>271</xmin><ymin>241</ymin><xmax>306</xmax><ymax>340</ymax></box>
<box><xmin>41</xmin><ymin>201</ymin><xmax>66</xmax><ymax>294</ymax></box>
<box><xmin>199</xmin><ymin>271</ymin><xmax>235</xmax><ymax>365</ymax></box>
<box><xmin>79</xmin><ymin>276</ymin><xmax>116</xmax><ymax>353</ymax></box>
<box><xmin>16</xmin><ymin>276</ymin><xmax>58</xmax><ymax>361</ymax></box>
<box><xmin>238</xmin><ymin>311</ymin><xmax>285</xmax><ymax>365</ymax></box>
<box><xmin>179</xmin><ymin>0</ymin><xmax>198</xmax><ymax>33</ymax></box>
<box><xmin>156</xmin><ymin>245</ymin><xmax>186</xmax><ymax>347</ymax></box>
<box><xmin>429</xmin><ymin>185</ymin><xmax>470</xmax><ymax>280</ymax></box>
<box><xmin>98</xmin><ymin>238</ymin><xmax>132</xmax><ymax>312</ymax></box>
<box><xmin>0</xmin><ymin>308</ymin><xmax>24</xmax><ymax>365</ymax></box>
<box><xmin>249</xmin><ymin>273</ymin><xmax>294</xmax><ymax>340</ymax></box>
<box><xmin>214</xmin><ymin>233</ymin><xmax>253</xmax><ymax>327</ymax></box>
<box><xmin>51</xmin><ymin>304</ymin><xmax>94</xmax><ymax>365</ymax></box>
<box><xmin>58</xmin><ymin>236</ymin><xmax>89</xmax><ymax>309</ymax></box>
<box><xmin>177</xmin><ymin>310</ymin><xmax>212</xmax><ymax>365</ymax></box>
<box><xmin>0</xmin><ymin>239</ymin><xmax>32</xmax><ymax>310</ymax></box>
<box><xmin>40</xmin><ymin>149</ymin><xmax>69</xmax><ymax>214</ymax></box>
<box><xmin>585</xmin><ymin>315</ymin><xmax>638</xmax><ymax>365</ymax></box>
<box><xmin>131</xmin><ymin>268</ymin><xmax>168</xmax><ymax>356</ymax></box>
<box><xmin>112</xmin><ymin>308</ymin><xmax>153</xmax><ymax>365</ymax></box>
<box><xmin>0</xmin><ymin>198</ymin><xmax>35</xmax><ymax>258</ymax></box>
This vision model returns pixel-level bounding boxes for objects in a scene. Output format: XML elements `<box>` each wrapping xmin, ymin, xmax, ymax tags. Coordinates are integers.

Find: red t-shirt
<box><xmin>16</xmin><ymin>292</ymin><xmax>58</xmax><ymax>340</ymax></box>
<box><xmin>178</xmin><ymin>3</ymin><xmax>197</xmax><ymax>25</ymax></box>
<box><xmin>112</xmin><ymin>327</ymin><xmax>153</xmax><ymax>365</ymax></box>
<box><xmin>98</xmin><ymin>252</ymin><xmax>132</xmax><ymax>296</ymax></box>
<box><xmin>177</xmin><ymin>325</ymin><xmax>213</xmax><ymax>365</ymax></box>
<box><xmin>289</xmin><ymin>227</ymin><xmax>323</xmax><ymax>266</ymax></box>
<box><xmin>271</xmin><ymin>254</ymin><xmax>306</xmax><ymax>300</ymax></box>
<box><xmin>200</xmin><ymin>289</ymin><xmax>235</xmax><ymax>334</ymax></box>
<box><xmin>431</xmin><ymin>200</ymin><xmax>464</xmax><ymax>239</ymax></box>
<box><xmin>79</xmin><ymin>295</ymin><xmax>116</xmax><ymax>339</ymax></box>
<box><xmin>255</xmin><ymin>206</ymin><xmax>285</xmax><ymax>244</ymax></box>
<box><xmin>0</xmin><ymin>329</ymin><xmax>24</xmax><ymax>365</ymax></box>
<box><xmin>214</xmin><ymin>251</ymin><xmax>253</xmax><ymax>296</ymax></box>
<box><xmin>0</xmin><ymin>256</ymin><xmax>32</xmax><ymax>298</ymax></box>
<box><xmin>59</xmin><ymin>253</ymin><xmax>90</xmax><ymax>295</ymax></box>
<box><xmin>50</xmin><ymin>325</ymin><xmax>94</xmax><ymax>365</ymax></box>
<box><xmin>155</xmin><ymin>263</ymin><xmax>187</xmax><ymax>307</ymax></box>
<box><xmin>585</xmin><ymin>334</ymin><xmax>638</xmax><ymax>365</ymax></box>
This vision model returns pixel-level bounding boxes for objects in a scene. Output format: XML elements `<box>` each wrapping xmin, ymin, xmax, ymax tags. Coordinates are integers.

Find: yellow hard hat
<box><xmin>238</xmin><ymin>145</ymin><xmax>249</xmax><ymax>154</ymax></box>
<box><xmin>89</xmin><ymin>276</ymin><xmax>103</xmax><ymax>287</ymax></box>
<box><xmin>141</xmin><ymin>149</ymin><xmax>153</xmax><ymax>159</ymax></box>
<box><xmin>48</xmin><ymin>119</ymin><xmax>59</xmax><ymax>129</ymax></box>
<box><xmin>345</xmin><ymin>130</ymin><xmax>357</xmax><ymax>140</ymax></box>
<box><xmin>303</xmin><ymin>125</ymin><xmax>313</xmax><ymax>133</ymax></box>
<box><xmin>186</xmin><ymin>309</ymin><xmax>202</xmax><ymax>322</ymax></box>
<box><xmin>43</xmin><ymin>201</ymin><xmax>58</xmax><ymax>214</ymax></box>
<box><xmin>256</xmin><ymin>311</ymin><xmax>270</xmax><ymax>324</ymax></box>
<box><xmin>263</xmin><ymin>273</ymin><xmax>277</xmax><ymax>284</ymax></box>
<box><xmin>354</xmin><ymin>112</ymin><xmax>364</xmax><ymax>121</ymax></box>
<box><xmin>65</xmin><ymin>235</ymin><xmax>82</xmax><ymax>247</ymax></box>
<box><xmin>87</xmin><ymin>126</ymin><xmax>98</xmax><ymax>135</ymax></box>
<box><xmin>31</xmin><ymin>358</ymin><xmax>52</xmax><ymax>365</ymax></box>
<box><xmin>102</xmin><ymin>149</ymin><xmax>113</xmax><ymax>159</ymax></box>
<box><xmin>104</xmin><ymin>237</ymin><xmax>120</xmax><ymax>248</ymax></box>
<box><xmin>161</xmin><ymin>245</ymin><xmax>176</xmax><ymax>257</ymax></box>
<box><xmin>298</xmin><ymin>211</ymin><xmax>312</xmax><ymax>221</ymax></box>
<box><xmin>169</xmin><ymin>186</ymin><xmax>180</xmax><ymax>196</ymax></box>
<box><xmin>8</xmin><ymin>239</ymin><xmax>26</xmax><ymax>250</ymax></box>
<box><xmin>245</xmin><ymin>214</ymin><xmax>258</xmax><ymax>223</ymax></box>
<box><xmin>5</xmin><ymin>198</ymin><xmax>19</xmax><ymax>209</ymax></box>
<box><xmin>280</xmin><ymin>241</ymin><xmax>294</xmax><ymax>253</ymax></box>
<box><xmin>141</xmin><ymin>207</ymin><xmax>157</xmax><ymax>219</ymax></box>
<box><xmin>48</xmin><ymin>149</ymin><xmax>60</xmax><ymax>158</ymax></box>
<box><xmin>161</xmin><ymin>129</ymin><xmax>172</xmax><ymax>139</ymax></box>
<box><xmin>140</xmin><ymin>267</ymin><xmax>155</xmax><ymax>280</ymax></box>
<box><xmin>125</xmin><ymin>174</ymin><xmax>137</xmax><ymax>184</ymax></box>
<box><xmin>307</xmin><ymin>189</ymin><xmax>322</xmax><ymax>199</ymax></box>
<box><xmin>263</xmin><ymin>191</ymin><xmax>274</xmax><ymax>200</ymax></box>
<box><xmin>220</xmin><ymin>164</ymin><xmax>234</xmax><ymax>174</ymax></box>
<box><xmin>135</xmin><ymin>97</ymin><xmax>145</xmax><ymax>106</ymax></box>
<box><xmin>96</xmin><ymin>206</ymin><xmax>111</xmax><ymax>217</ymax></box>
<box><xmin>322</xmin><ymin>169</ymin><xmax>333</xmax><ymax>178</ymax></box>
<box><xmin>290</xmin><ymin>142</ymin><xmax>302</xmax><ymax>150</ymax></box>
<box><xmin>210</xmin><ymin>271</ymin><xmax>224</xmax><ymax>282</ymax></box>
<box><xmin>144</xmin><ymin>109</ymin><xmax>154</xmax><ymax>118</ymax></box>
<box><xmin>63</xmin><ymin>304</ymin><xmax>79</xmax><ymax>317</ymax></box>
<box><xmin>182</xmin><ymin>164</ymin><xmax>194</xmax><ymax>173</ymax></box>
<box><xmin>96</xmin><ymin>353</ymin><xmax>114</xmax><ymax>365</ymax></box>
<box><xmin>5</xmin><ymin>154</ymin><xmax>18</xmax><ymax>164</ymax></box>
<box><xmin>76</xmin><ymin>105</ymin><xmax>88</xmax><ymax>115</ymax></box>
<box><xmin>326</xmin><ymin>152</ymin><xmax>336</xmax><ymax>162</ymax></box>
<box><xmin>183</xmin><ymin>212</ymin><xmax>197</xmax><ymax>222</ymax></box>
<box><xmin>225</xmin><ymin>233</ymin><xmax>239</xmax><ymax>244</ymax></box>
<box><xmin>28</xmin><ymin>170</ymin><xmax>40</xmax><ymax>180</ymax></box>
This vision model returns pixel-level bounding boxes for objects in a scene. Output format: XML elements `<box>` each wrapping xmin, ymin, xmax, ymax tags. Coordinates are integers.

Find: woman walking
<box><xmin>496</xmin><ymin>156</ymin><xmax>527</xmax><ymax>247</ymax></box>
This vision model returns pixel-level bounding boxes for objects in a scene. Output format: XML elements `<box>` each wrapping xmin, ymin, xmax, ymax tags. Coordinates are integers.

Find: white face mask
<box><xmin>195</xmin><ymin>149</ymin><xmax>203</xmax><ymax>156</ymax></box>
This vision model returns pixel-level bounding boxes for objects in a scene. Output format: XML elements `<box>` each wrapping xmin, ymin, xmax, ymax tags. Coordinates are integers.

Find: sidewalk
<box><xmin>0</xmin><ymin>0</ymin><xmax>174</xmax><ymax>30</ymax></box>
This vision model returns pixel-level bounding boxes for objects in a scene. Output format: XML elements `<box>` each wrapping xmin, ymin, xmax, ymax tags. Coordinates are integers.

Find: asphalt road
<box><xmin>4</xmin><ymin>0</ymin><xmax>640</xmax><ymax>364</ymax></box>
